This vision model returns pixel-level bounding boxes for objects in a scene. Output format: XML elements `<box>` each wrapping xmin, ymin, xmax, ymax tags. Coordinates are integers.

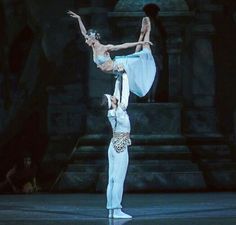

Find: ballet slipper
<box><xmin>113</xmin><ymin>209</ymin><xmax>132</xmax><ymax>219</ymax></box>
<box><xmin>108</xmin><ymin>209</ymin><xmax>113</xmax><ymax>218</ymax></box>
<box><xmin>143</xmin><ymin>17</ymin><xmax>151</xmax><ymax>32</ymax></box>
<box><xmin>141</xmin><ymin>17</ymin><xmax>148</xmax><ymax>33</ymax></box>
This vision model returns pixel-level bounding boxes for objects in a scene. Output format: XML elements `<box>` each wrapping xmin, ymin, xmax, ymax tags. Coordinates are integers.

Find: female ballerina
<box><xmin>67</xmin><ymin>10</ymin><xmax>156</xmax><ymax>97</ymax></box>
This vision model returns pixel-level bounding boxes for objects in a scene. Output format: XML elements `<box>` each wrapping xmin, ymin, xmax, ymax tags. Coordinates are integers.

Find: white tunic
<box><xmin>107</xmin><ymin>73</ymin><xmax>131</xmax><ymax>134</ymax></box>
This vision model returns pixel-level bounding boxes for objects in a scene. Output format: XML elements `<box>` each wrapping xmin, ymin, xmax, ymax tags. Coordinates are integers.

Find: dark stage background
<box><xmin>0</xmin><ymin>0</ymin><xmax>236</xmax><ymax>193</ymax></box>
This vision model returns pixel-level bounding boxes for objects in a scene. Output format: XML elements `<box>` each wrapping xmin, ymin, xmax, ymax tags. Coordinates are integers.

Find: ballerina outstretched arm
<box><xmin>67</xmin><ymin>10</ymin><xmax>88</xmax><ymax>38</ymax></box>
<box><xmin>106</xmin><ymin>41</ymin><xmax>152</xmax><ymax>52</ymax></box>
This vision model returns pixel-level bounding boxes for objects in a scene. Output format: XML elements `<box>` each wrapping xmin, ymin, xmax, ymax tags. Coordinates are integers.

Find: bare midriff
<box><xmin>97</xmin><ymin>60</ymin><xmax>114</xmax><ymax>74</ymax></box>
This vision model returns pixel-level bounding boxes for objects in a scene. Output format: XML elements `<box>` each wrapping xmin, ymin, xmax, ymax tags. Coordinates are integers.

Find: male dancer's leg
<box><xmin>111</xmin><ymin>146</ymin><xmax>129</xmax><ymax>209</ymax></box>
<box><xmin>106</xmin><ymin>141</ymin><xmax>115</xmax><ymax>209</ymax></box>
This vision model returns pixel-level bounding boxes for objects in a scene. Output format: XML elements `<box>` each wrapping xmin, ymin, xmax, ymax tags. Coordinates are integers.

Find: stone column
<box><xmin>159</xmin><ymin>12</ymin><xmax>193</xmax><ymax>102</ymax></box>
<box><xmin>184</xmin><ymin>23</ymin><xmax>220</xmax><ymax>135</ymax></box>
<box><xmin>234</xmin><ymin>110</ymin><xmax>236</xmax><ymax>144</ymax></box>
<box><xmin>191</xmin><ymin>24</ymin><xmax>216</xmax><ymax>107</ymax></box>
<box><xmin>166</xmin><ymin>28</ymin><xmax>183</xmax><ymax>102</ymax></box>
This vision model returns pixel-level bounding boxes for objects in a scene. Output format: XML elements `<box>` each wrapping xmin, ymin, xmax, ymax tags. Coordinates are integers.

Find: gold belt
<box><xmin>113</xmin><ymin>63</ymin><xmax>125</xmax><ymax>74</ymax></box>
<box><xmin>113</xmin><ymin>132</ymin><xmax>130</xmax><ymax>138</ymax></box>
<box><xmin>112</xmin><ymin>132</ymin><xmax>131</xmax><ymax>153</ymax></box>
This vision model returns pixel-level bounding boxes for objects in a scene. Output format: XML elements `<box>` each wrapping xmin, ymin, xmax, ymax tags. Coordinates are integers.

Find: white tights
<box><xmin>106</xmin><ymin>141</ymin><xmax>129</xmax><ymax>209</ymax></box>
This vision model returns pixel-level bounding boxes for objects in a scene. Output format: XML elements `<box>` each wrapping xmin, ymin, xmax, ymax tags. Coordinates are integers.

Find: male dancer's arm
<box><xmin>120</xmin><ymin>73</ymin><xmax>130</xmax><ymax>111</ymax></box>
<box><xmin>113</xmin><ymin>76</ymin><xmax>121</xmax><ymax>104</ymax></box>
<box><xmin>107</xmin><ymin>78</ymin><xmax>120</xmax><ymax>129</ymax></box>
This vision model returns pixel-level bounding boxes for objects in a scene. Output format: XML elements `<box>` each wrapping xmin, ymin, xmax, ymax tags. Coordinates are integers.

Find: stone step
<box><xmin>54</xmin><ymin>170</ymin><xmax>206</xmax><ymax>192</ymax></box>
<box><xmin>200</xmin><ymin>159</ymin><xmax>232</xmax><ymax>163</ymax></box>
<box><xmin>186</xmin><ymin>134</ymin><xmax>227</xmax><ymax>145</ymax></box>
<box><xmin>190</xmin><ymin>145</ymin><xmax>231</xmax><ymax>159</ymax></box>
<box><xmin>72</xmin><ymin>145</ymin><xmax>192</xmax><ymax>160</ymax></box>
<box><xmin>76</xmin><ymin>134</ymin><xmax>186</xmax><ymax>146</ymax></box>
<box><xmin>200</xmin><ymin>162</ymin><xmax>236</xmax><ymax>171</ymax></box>
<box><xmin>204</xmin><ymin>170</ymin><xmax>236</xmax><ymax>190</ymax></box>
<box><xmin>67</xmin><ymin>161</ymin><xmax>199</xmax><ymax>172</ymax></box>
<box><xmin>87</xmin><ymin>103</ymin><xmax>182</xmax><ymax>135</ymax></box>
<box><xmin>72</xmin><ymin>159</ymin><xmax>193</xmax><ymax>164</ymax></box>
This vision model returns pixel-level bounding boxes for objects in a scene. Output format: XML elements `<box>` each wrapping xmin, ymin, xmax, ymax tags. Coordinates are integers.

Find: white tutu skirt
<box><xmin>113</xmin><ymin>48</ymin><xmax>157</xmax><ymax>97</ymax></box>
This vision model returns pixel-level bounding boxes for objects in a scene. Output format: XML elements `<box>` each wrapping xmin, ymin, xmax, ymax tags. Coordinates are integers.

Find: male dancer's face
<box><xmin>110</xmin><ymin>96</ymin><xmax>118</xmax><ymax>109</ymax></box>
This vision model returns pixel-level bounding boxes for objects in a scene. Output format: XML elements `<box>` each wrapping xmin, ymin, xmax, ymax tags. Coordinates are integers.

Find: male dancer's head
<box><xmin>101</xmin><ymin>94</ymin><xmax>118</xmax><ymax>110</ymax></box>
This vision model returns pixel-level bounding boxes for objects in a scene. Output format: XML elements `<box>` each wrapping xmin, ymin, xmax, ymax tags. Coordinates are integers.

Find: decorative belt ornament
<box><xmin>113</xmin><ymin>62</ymin><xmax>125</xmax><ymax>77</ymax></box>
<box><xmin>112</xmin><ymin>132</ymin><xmax>131</xmax><ymax>153</ymax></box>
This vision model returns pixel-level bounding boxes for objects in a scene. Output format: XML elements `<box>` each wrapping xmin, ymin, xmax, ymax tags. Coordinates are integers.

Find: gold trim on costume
<box><xmin>111</xmin><ymin>132</ymin><xmax>131</xmax><ymax>153</ymax></box>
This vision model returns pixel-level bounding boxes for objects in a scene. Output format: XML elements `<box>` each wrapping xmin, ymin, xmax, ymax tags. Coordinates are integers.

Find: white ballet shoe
<box><xmin>141</xmin><ymin>17</ymin><xmax>151</xmax><ymax>33</ymax></box>
<box><xmin>108</xmin><ymin>209</ymin><xmax>113</xmax><ymax>218</ymax></box>
<box><xmin>113</xmin><ymin>209</ymin><xmax>132</xmax><ymax>219</ymax></box>
<box><xmin>141</xmin><ymin>17</ymin><xmax>148</xmax><ymax>33</ymax></box>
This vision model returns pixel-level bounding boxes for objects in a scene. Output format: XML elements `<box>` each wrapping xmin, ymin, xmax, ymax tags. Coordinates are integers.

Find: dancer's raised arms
<box><xmin>67</xmin><ymin>10</ymin><xmax>88</xmax><ymax>38</ymax></box>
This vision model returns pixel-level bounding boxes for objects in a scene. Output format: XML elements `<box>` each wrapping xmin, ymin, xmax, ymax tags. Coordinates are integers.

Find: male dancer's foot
<box><xmin>108</xmin><ymin>209</ymin><xmax>113</xmax><ymax>218</ymax></box>
<box><xmin>113</xmin><ymin>209</ymin><xmax>132</xmax><ymax>219</ymax></box>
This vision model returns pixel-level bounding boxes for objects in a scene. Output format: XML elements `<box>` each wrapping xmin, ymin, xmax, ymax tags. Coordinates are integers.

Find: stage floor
<box><xmin>0</xmin><ymin>192</ymin><xmax>236</xmax><ymax>225</ymax></box>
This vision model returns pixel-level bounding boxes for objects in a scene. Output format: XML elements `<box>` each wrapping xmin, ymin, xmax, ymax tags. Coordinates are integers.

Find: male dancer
<box><xmin>102</xmin><ymin>72</ymin><xmax>131</xmax><ymax>219</ymax></box>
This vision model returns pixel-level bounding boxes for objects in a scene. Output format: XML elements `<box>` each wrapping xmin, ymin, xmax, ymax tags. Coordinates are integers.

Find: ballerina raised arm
<box><xmin>67</xmin><ymin>12</ymin><xmax>156</xmax><ymax>97</ymax></box>
<box><xmin>67</xmin><ymin>10</ymin><xmax>88</xmax><ymax>39</ymax></box>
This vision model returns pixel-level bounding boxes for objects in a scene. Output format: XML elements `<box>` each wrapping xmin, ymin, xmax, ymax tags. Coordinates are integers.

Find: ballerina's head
<box><xmin>85</xmin><ymin>29</ymin><xmax>101</xmax><ymax>46</ymax></box>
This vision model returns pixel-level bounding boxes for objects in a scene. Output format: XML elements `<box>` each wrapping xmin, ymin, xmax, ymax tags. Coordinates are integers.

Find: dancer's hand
<box><xmin>138</xmin><ymin>41</ymin><xmax>153</xmax><ymax>46</ymax></box>
<box><xmin>67</xmin><ymin>10</ymin><xmax>88</xmax><ymax>38</ymax></box>
<box><xmin>144</xmin><ymin>41</ymin><xmax>153</xmax><ymax>46</ymax></box>
<box><xmin>147</xmin><ymin>41</ymin><xmax>153</xmax><ymax>45</ymax></box>
<box><xmin>97</xmin><ymin>64</ymin><xmax>107</xmax><ymax>71</ymax></box>
<box><xmin>67</xmin><ymin>10</ymin><xmax>80</xmax><ymax>19</ymax></box>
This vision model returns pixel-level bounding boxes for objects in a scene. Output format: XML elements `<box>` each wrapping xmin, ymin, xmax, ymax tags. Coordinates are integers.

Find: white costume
<box><xmin>106</xmin><ymin>73</ymin><xmax>131</xmax><ymax>218</ymax></box>
<box><xmin>113</xmin><ymin>48</ymin><xmax>156</xmax><ymax>97</ymax></box>
<box><xmin>94</xmin><ymin>48</ymin><xmax>157</xmax><ymax>98</ymax></box>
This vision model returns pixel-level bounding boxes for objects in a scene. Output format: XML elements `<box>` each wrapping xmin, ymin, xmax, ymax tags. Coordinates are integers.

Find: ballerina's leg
<box><xmin>135</xmin><ymin>17</ymin><xmax>148</xmax><ymax>52</ymax></box>
<box><xmin>142</xmin><ymin>17</ymin><xmax>151</xmax><ymax>50</ymax></box>
<box><xmin>135</xmin><ymin>32</ymin><xmax>145</xmax><ymax>53</ymax></box>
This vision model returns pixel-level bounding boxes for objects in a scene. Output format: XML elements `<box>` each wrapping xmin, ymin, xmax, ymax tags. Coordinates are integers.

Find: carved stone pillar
<box><xmin>191</xmin><ymin>24</ymin><xmax>216</xmax><ymax>107</ymax></box>
<box><xmin>183</xmin><ymin>3</ymin><xmax>223</xmax><ymax>136</ymax></box>
<box><xmin>166</xmin><ymin>29</ymin><xmax>183</xmax><ymax>101</ymax></box>
<box><xmin>234</xmin><ymin>110</ymin><xmax>236</xmax><ymax>145</ymax></box>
